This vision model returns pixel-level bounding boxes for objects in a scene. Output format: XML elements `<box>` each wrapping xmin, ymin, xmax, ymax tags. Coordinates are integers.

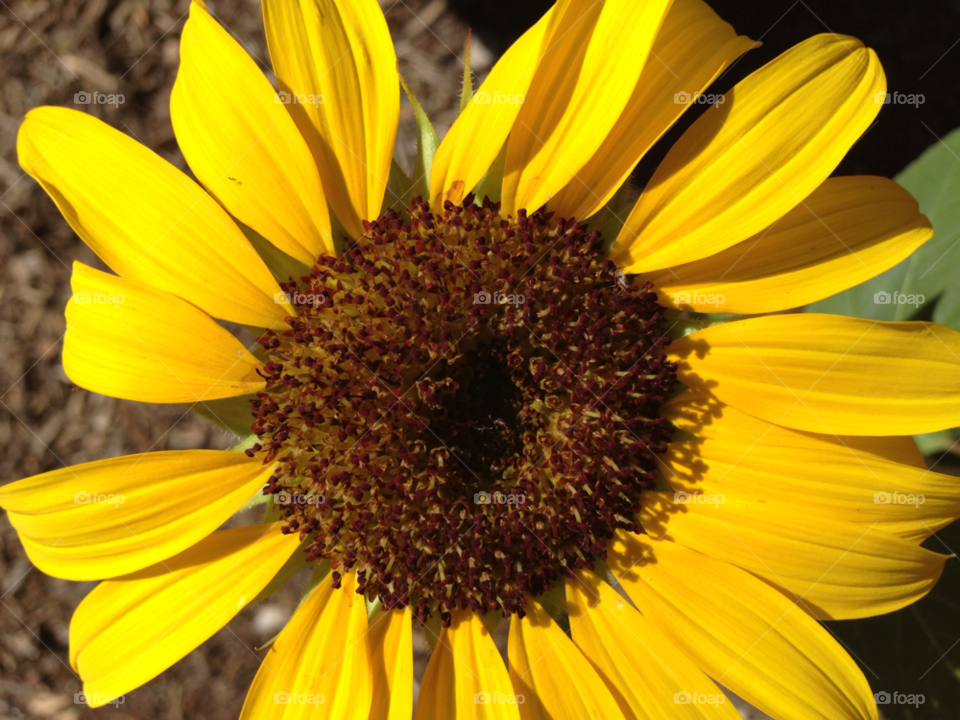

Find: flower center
<box><xmin>247</xmin><ymin>195</ymin><xmax>677</xmax><ymax>624</ymax></box>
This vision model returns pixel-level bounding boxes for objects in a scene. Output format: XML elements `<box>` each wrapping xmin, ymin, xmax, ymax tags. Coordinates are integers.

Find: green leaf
<box><xmin>809</xmin><ymin>127</ymin><xmax>960</xmax><ymax>322</ymax></box>
<box><xmin>803</xmin><ymin>133</ymin><xmax>960</xmax><ymax>715</ymax></box>
<box><xmin>399</xmin><ymin>75</ymin><xmax>440</xmax><ymax>205</ymax></box>
<box><xmin>826</xmin><ymin>519</ymin><xmax>960</xmax><ymax>719</ymax></box>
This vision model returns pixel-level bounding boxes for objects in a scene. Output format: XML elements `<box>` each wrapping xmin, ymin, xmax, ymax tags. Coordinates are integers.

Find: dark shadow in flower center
<box><xmin>429</xmin><ymin>350</ymin><xmax>525</xmax><ymax>492</ymax></box>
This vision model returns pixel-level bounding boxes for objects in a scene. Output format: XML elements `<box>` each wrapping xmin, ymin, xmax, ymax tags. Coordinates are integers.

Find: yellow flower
<box><xmin>3</xmin><ymin>0</ymin><xmax>960</xmax><ymax>718</ymax></box>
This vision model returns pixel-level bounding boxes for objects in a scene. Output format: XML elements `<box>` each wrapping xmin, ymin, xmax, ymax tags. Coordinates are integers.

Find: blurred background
<box><xmin>1</xmin><ymin>0</ymin><xmax>960</xmax><ymax>718</ymax></box>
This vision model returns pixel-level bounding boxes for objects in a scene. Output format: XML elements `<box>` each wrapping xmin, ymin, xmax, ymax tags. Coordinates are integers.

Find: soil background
<box><xmin>1</xmin><ymin>1</ymin><xmax>959</xmax><ymax>718</ymax></box>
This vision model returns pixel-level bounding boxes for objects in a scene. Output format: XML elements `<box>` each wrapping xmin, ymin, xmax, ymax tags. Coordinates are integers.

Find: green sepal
<box><xmin>230</xmin><ymin>434</ymin><xmax>259</xmax><ymax>454</ymax></box>
<box><xmin>254</xmin><ymin>560</ymin><xmax>331</xmax><ymax>653</ymax></box>
<box><xmin>422</xmin><ymin>612</ymin><xmax>443</xmax><ymax>652</ymax></box>
<box><xmin>249</xmin><ymin>537</ymin><xmax>311</xmax><ymax>607</ymax></box>
<box><xmin>593</xmin><ymin>560</ymin><xmax>627</xmax><ymax>602</ymax></box>
<box><xmin>914</xmin><ymin>428</ymin><xmax>960</xmax><ymax>456</ymax></box>
<box><xmin>591</xmin><ymin>181</ymin><xmax>635</xmax><ymax>256</ymax></box>
<box><xmin>329</xmin><ymin>203</ymin><xmax>351</xmax><ymax>256</ymax></box>
<box><xmin>240</xmin><ymin>223</ymin><xmax>311</xmax><ymax>285</ymax></box>
<box><xmin>366</xmin><ymin>596</ymin><xmax>384</xmax><ymax>623</ymax></box>
<box><xmin>255</xmin><ymin>630</ymin><xmax>283</xmax><ymax>653</ymax></box>
<box><xmin>262</xmin><ymin>494</ymin><xmax>283</xmax><ymax>523</ymax></box>
<box><xmin>668</xmin><ymin>427</ymin><xmax>698</xmax><ymax>444</ymax></box>
<box><xmin>186</xmin><ymin>395</ymin><xmax>257</xmax><ymax>439</ymax></box>
<box><xmin>651</xmin><ymin>466</ymin><xmax>674</xmax><ymax>493</ymax></box>
<box><xmin>472</xmin><ymin>139</ymin><xmax>507</xmax><ymax>205</ymax></box>
<box><xmin>388</xmin><ymin>159</ymin><xmax>415</xmax><ymax>214</ymax></box>
<box><xmin>296</xmin><ymin>560</ymin><xmax>331</xmax><ymax>613</ymax></box>
<box><xmin>460</xmin><ymin>29</ymin><xmax>474</xmax><ymax>113</ymax></box>
<box><xmin>239</xmin><ymin>485</ymin><xmax>271</xmax><ymax>511</ymax></box>
<box><xmin>663</xmin><ymin>310</ymin><xmax>738</xmax><ymax>339</ymax></box>
<box><xmin>480</xmin><ymin>610</ymin><xmax>502</xmax><ymax>637</ymax></box>
<box><xmin>399</xmin><ymin>74</ymin><xmax>440</xmax><ymax>205</ymax></box>
<box><xmin>536</xmin><ymin>581</ymin><xmax>571</xmax><ymax>639</ymax></box>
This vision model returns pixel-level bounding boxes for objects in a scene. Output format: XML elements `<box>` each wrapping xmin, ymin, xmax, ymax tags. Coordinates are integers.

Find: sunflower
<box><xmin>3</xmin><ymin>0</ymin><xmax>960</xmax><ymax>717</ymax></box>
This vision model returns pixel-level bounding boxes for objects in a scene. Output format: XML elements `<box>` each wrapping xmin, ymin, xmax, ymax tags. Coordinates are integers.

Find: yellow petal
<box><xmin>662</xmin><ymin>391</ymin><xmax>960</xmax><ymax>542</ymax></box>
<box><xmin>0</xmin><ymin>450</ymin><xmax>270</xmax><ymax>581</ymax></box>
<box><xmin>670</xmin><ymin>313</ymin><xmax>960</xmax><ymax>435</ymax></box>
<box><xmin>566</xmin><ymin>570</ymin><xmax>739</xmax><ymax>719</ymax></box>
<box><xmin>172</xmin><ymin>0</ymin><xmax>332</xmax><ymax>264</ymax></box>
<box><xmin>508</xmin><ymin>597</ymin><xmax>625</xmax><ymax>720</ymax></box>
<box><xmin>368</xmin><ymin>606</ymin><xmax>414</xmax><ymax>720</ymax></box>
<box><xmin>241</xmin><ymin>570</ymin><xmax>372</xmax><ymax>719</ymax></box>
<box><xmin>609</xmin><ymin>533</ymin><xmax>878</xmax><ymax>720</ymax></box>
<box><xmin>649</xmin><ymin>176</ymin><xmax>933</xmax><ymax>313</ymax></box>
<box><xmin>262</xmin><ymin>0</ymin><xmax>399</xmax><ymax>237</ymax></box>
<box><xmin>613</xmin><ymin>34</ymin><xmax>885</xmax><ymax>273</ymax></box>
<box><xmin>71</xmin><ymin>523</ymin><xmax>298</xmax><ymax>704</ymax></box>
<box><xmin>416</xmin><ymin>611</ymin><xmax>520</xmax><ymax>720</ymax></box>
<box><xmin>430</xmin><ymin>7</ymin><xmax>554</xmax><ymax>208</ymax></box>
<box><xmin>64</xmin><ymin>262</ymin><xmax>265</xmax><ymax>403</ymax></box>
<box><xmin>17</xmin><ymin>106</ymin><xmax>292</xmax><ymax>326</ymax></box>
<box><xmin>502</xmin><ymin>0</ymin><xmax>673</xmax><ymax>215</ymax></box>
<box><xmin>639</xmin><ymin>491</ymin><xmax>947</xmax><ymax>619</ymax></box>
<box><xmin>550</xmin><ymin>0</ymin><xmax>754</xmax><ymax>220</ymax></box>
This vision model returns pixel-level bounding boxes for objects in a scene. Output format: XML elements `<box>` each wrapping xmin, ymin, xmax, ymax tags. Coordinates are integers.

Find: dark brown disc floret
<box><xmin>247</xmin><ymin>195</ymin><xmax>677</xmax><ymax>625</ymax></box>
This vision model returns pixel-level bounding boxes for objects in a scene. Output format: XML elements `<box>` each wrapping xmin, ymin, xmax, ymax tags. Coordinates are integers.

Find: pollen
<box><xmin>247</xmin><ymin>195</ymin><xmax>677</xmax><ymax>624</ymax></box>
